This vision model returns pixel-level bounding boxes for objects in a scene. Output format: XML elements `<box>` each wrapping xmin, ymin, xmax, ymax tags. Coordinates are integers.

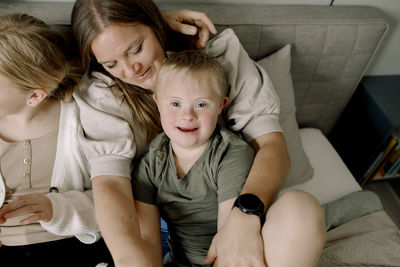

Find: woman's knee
<box><xmin>263</xmin><ymin>190</ymin><xmax>326</xmax><ymax>240</ymax></box>
<box><xmin>262</xmin><ymin>190</ymin><xmax>326</xmax><ymax>266</ymax></box>
<box><xmin>270</xmin><ymin>190</ymin><xmax>323</xmax><ymax>218</ymax></box>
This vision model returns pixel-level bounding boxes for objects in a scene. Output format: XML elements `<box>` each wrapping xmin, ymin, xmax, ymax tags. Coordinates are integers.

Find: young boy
<box><xmin>133</xmin><ymin>50</ymin><xmax>255</xmax><ymax>267</ymax></box>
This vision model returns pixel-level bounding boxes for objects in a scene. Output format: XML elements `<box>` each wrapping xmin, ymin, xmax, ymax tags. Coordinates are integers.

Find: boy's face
<box><xmin>155</xmin><ymin>70</ymin><xmax>228</xmax><ymax>151</ymax></box>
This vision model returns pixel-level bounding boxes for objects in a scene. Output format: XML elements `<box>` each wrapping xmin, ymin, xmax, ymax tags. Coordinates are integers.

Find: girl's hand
<box><xmin>163</xmin><ymin>9</ymin><xmax>217</xmax><ymax>48</ymax></box>
<box><xmin>0</xmin><ymin>193</ymin><xmax>53</xmax><ymax>225</ymax></box>
<box><xmin>0</xmin><ymin>216</ymin><xmax>5</xmax><ymax>247</ymax></box>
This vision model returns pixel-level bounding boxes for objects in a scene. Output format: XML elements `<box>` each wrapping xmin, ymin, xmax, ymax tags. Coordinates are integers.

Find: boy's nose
<box><xmin>182</xmin><ymin>107</ymin><xmax>196</xmax><ymax>120</ymax></box>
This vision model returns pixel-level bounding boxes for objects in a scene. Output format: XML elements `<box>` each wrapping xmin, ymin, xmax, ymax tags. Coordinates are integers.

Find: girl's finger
<box><xmin>19</xmin><ymin>213</ymin><xmax>43</xmax><ymax>225</ymax></box>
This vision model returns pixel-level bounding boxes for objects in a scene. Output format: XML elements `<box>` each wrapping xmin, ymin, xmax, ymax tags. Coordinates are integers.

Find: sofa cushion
<box><xmin>257</xmin><ymin>45</ymin><xmax>313</xmax><ymax>188</ymax></box>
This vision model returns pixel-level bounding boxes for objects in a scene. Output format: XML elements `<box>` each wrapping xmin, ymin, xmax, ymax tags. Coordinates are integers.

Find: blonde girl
<box><xmin>0</xmin><ymin>13</ymin><xmax>113</xmax><ymax>266</ymax></box>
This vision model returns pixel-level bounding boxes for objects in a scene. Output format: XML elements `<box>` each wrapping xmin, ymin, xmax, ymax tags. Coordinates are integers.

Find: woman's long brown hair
<box><xmin>71</xmin><ymin>0</ymin><xmax>194</xmax><ymax>142</ymax></box>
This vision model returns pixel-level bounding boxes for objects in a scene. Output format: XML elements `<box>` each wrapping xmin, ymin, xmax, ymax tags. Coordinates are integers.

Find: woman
<box><xmin>71</xmin><ymin>1</ymin><xmax>326</xmax><ymax>266</ymax></box>
<box><xmin>0</xmin><ymin>13</ymin><xmax>113</xmax><ymax>266</ymax></box>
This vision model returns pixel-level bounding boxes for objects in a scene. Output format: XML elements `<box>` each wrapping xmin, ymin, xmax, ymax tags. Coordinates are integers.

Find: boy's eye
<box><xmin>196</xmin><ymin>103</ymin><xmax>206</xmax><ymax>108</ymax></box>
<box><xmin>171</xmin><ymin>102</ymin><xmax>180</xmax><ymax>107</ymax></box>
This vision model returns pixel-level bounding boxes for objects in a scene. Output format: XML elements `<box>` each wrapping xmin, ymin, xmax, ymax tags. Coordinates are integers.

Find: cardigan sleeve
<box><xmin>37</xmin><ymin>100</ymin><xmax>100</xmax><ymax>243</ymax></box>
<box><xmin>41</xmin><ymin>190</ymin><xmax>101</xmax><ymax>244</ymax></box>
<box><xmin>205</xmin><ymin>28</ymin><xmax>282</xmax><ymax>143</ymax></box>
<box><xmin>73</xmin><ymin>73</ymin><xmax>136</xmax><ymax>180</ymax></box>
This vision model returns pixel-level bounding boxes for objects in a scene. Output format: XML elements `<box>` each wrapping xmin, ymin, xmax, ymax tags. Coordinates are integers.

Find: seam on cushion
<box><xmin>258</xmin><ymin>25</ymin><xmax>263</xmax><ymax>58</ymax></box>
<box><xmin>318</xmin><ymin>25</ymin><xmax>358</xmax><ymax>128</ymax></box>
<box><xmin>308</xmin><ymin>24</ymin><xmax>327</xmax><ymax>126</ymax></box>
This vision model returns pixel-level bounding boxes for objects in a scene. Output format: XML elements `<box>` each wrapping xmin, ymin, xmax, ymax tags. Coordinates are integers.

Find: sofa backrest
<box><xmin>0</xmin><ymin>2</ymin><xmax>389</xmax><ymax>134</ymax></box>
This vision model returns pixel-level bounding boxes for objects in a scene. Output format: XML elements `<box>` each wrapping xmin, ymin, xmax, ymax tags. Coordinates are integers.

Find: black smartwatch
<box><xmin>232</xmin><ymin>193</ymin><xmax>265</xmax><ymax>226</ymax></box>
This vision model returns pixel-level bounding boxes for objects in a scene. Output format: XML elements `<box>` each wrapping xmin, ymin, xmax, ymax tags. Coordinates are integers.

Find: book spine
<box><xmin>386</xmin><ymin>157</ymin><xmax>400</xmax><ymax>176</ymax></box>
<box><xmin>361</xmin><ymin>136</ymin><xmax>398</xmax><ymax>185</ymax></box>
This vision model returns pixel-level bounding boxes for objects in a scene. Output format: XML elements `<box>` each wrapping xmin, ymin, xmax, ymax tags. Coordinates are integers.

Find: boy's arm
<box><xmin>205</xmin><ymin>132</ymin><xmax>290</xmax><ymax>266</ymax></box>
<box><xmin>216</xmin><ymin>198</ymin><xmax>236</xmax><ymax>231</ymax></box>
<box><xmin>135</xmin><ymin>200</ymin><xmax>164</xmax><ymax>267</ymax></box>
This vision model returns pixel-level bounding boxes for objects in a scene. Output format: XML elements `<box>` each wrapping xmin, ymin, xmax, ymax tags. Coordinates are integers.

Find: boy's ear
<box><xmin>219</xmin><ymin>97</ymin><xmax>229</xmax><ymax>113</ymax></box>
<box><xmin>26</xmin><ymin>88</ymin><xmax>48</xmax><ymax>107</ymax></box>
<box><xmin>152</xmin><ymin>93</ymin><xmax>158</xmax><ymax>104</ymax></box>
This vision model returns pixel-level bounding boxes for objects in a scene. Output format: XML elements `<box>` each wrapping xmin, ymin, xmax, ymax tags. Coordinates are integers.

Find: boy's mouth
<box><xmin>178</xmin><ymin>127</ymin><xmax>198</xmax><ymax>133</ymax></box>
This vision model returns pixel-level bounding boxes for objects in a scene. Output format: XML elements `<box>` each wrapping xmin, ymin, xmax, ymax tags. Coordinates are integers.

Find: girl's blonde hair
<box><xmin>0</xmin><ymin>13</ymin><xmax>79</xmax><ymax>101</ymax></box>
<box><xmin>71</xmin><ymin>0</ymin><xmax>195</xmax><ymax>142</ymax></box>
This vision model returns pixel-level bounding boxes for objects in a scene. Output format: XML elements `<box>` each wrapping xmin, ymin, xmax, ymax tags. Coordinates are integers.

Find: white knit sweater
<box><xmin>0</xmin><ymin>100</ymin><xmax>99</xmax><ymax>244</ymax></box>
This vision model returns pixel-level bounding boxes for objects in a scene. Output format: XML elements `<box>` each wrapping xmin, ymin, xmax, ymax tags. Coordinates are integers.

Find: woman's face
<box><xmin>91</xmin><ymin>23</ymin><xmax>165</xmax><ymax>90</ymax></box>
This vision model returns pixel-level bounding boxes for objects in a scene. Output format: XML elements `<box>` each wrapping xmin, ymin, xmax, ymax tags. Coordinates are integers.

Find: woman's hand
<box><xmin>163</xmin><ymin>9</ymin><xmax>217</xmax><ymax>48</ymax></box>
<box><xmin>0</xmin><ymin>193</ymin><xmax>53</xmax><ymax>225</ymax></box>
<box><xmin>204</xmin><ymin>208</ymin><xmax>266</xmax><ymax>267</ymax></box>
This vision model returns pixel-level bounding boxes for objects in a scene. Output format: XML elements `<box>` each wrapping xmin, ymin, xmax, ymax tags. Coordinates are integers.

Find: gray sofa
<box><xmin>2</xmin><ymin>2</ymin><xmax>400</xmax><ymax>266</ymax></box>
<box><xmin>0</xmin><ymin>2</ymin><xmax>389</xmax><ymax>134</ymax></box>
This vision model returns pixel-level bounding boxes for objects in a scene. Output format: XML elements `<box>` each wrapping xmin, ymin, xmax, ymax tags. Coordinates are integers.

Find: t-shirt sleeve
<box><xmin>73</xmin><ymin>73</ymin><xmax>135</xmax><ymax>180</ymax></box>
<box><xmin>215</xmin><ymin>131</ymin><xmax>255</xmax><ymax>203</ymax></box>
<box><xmin>205</xmin><ymin>28</ymin><xmax>282</xmax><ymax>143</ymax></box>
<box><xmin>132</xmin><ymin>152</ymin><xmax>158</xmax><ymax>205</ymax></box>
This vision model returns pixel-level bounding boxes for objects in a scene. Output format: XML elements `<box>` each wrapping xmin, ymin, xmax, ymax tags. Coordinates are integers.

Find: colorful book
<box><xmin>385</xmin><ymin>157</ymin><xmax>400</xmax><ymax>177</ymax></box>
<box><xmin>360</xmin><ymin>136</ymin><xmax>392</xmax><ymax>183</ymax></box>
<box><xmin>373</xmin><ymin>144</ymin><xmax>400</xmax><ymax>179</ymax></box>
<box><xmin>361</xmin><ymin>136</ymin><xmax>398</xmax><ymax>185</ymax></box>
<box><xmin>361</xmin><ymin>151</ymin><xmax>384</xmax><ymax>183</ymax></box>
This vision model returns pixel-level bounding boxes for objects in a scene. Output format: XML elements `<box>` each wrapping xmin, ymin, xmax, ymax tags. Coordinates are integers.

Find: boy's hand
<box><xmin>0</xmin><ymin>193</ymin><xmax>53</xmax><ymax>225</ymax></box>
<box><xmin>163</xmin><ymin>9</ymin><xmax>217</xmax><ymax>48</ymax></box>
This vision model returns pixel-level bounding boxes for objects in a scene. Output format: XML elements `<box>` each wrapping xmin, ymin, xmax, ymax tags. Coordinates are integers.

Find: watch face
<box><xmin>239</xmin><ymin>194</ymin><xmax>263</xmax><ymax>212</ymax></box>
<box><xmin>233</xmin><ymin>194</ymin><xmax>266</xmax><ymax>225</ymax></box>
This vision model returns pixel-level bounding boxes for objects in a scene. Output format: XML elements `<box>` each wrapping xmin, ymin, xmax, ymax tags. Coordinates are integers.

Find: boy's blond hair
<box><xmin>0</xmin><ymin>13</ymin><xmax>79</xmax><ymax>101</ymax></box>
<box><xmin>155</xmin><ymin>50</ymin><xmax>227</xmax><ymax>98</ymax></box>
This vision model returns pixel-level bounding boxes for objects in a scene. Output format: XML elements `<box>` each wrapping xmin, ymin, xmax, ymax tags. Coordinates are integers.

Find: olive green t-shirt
<box><xmin>133</xmin><ymin>128</ymin><xmax>255</xmax><ymax>265</ymax></box>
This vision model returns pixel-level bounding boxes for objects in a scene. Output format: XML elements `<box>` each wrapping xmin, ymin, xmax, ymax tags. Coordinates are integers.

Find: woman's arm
<box><xmin>203</xmin><ymin>29</ymin><xmax>291</xmax><ymax>266</ymax></box>
<box><xmin>135</xmin><ymin>201</ymin><xmax>163</xmax><ymax>267</ymax></box>
<box><xmin>92</xmin><ymin>176</ymin><xmax>152</xmax><ymax>267</ymax></box>
<box><xmin>205</xmin><ymin>132</ymin><xmax>290</xmax><ymax>266</ymax></box>
<box><xmin>246</xmin><ymin>132</ymin><xmax>290</xmax><ymax>207</ymax></box>
<box><xmin>163</xmin><ymin>9</ymin><xmax>217</xmax><ymax>48</ymax></box>
<box><xmin>74</xmin><ymin>74</ymin><xmax>148</xmax><ymax>265</ymax></box>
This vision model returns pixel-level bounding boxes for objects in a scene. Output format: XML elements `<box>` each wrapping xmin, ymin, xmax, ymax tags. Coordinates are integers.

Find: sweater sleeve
<box><xmin>205</xmin><ymin>28</ymin><xmax>282</xmax><ymax>143</ymax></box>
<box><xmin>73</xmin><ymin>73</ymin><xmax>136</xmax><ymax>180</ymax></box>
<box><xmin>40</xmin><ymin>190</ymin><xmax>101</xmax><ymax>244</ymax></box>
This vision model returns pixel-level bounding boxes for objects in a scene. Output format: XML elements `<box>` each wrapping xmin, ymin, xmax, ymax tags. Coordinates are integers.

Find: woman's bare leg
<box><xmin>262</xmin><ymin>190</ymin><xmax>326</xmax><ymax>267</ymax></box>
